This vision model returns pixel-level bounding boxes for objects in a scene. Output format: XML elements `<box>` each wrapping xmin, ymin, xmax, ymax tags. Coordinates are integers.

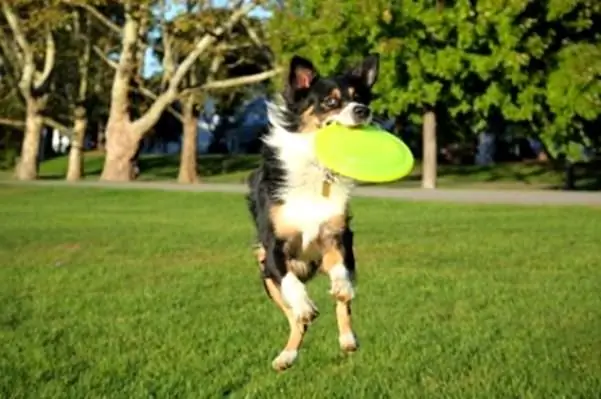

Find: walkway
<box><xmin>2</xmin><ymin>180</ymin><xmax>600</xmax><ymax>206</ymax></box>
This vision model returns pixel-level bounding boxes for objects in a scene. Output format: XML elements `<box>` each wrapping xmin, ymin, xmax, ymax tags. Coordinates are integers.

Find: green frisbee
<box><xmin>314</xmin><ymin>123</ymin><xmax>414</xmax><ymax>183</ymax></box>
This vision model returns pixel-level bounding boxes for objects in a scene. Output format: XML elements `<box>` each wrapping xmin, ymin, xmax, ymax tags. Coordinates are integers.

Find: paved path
<box><xmin>2</xmin><ymin>179</ymin><xmax>601</xmax><ymax>206</ymax></box>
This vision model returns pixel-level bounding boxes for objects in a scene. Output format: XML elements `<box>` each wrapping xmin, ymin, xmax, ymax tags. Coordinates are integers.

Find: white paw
<box><xmin>272</xmin><ymin>349</ymin><xmax>298</xmax><ymax>371</ymax></box>
<box><xmin>339</xmin><ymin>332</ymin><xmax>358</xmax><ymax>352</ymax></box>
<box><xmin>328</xmin><ymin>264</ymin><xmax>355</xmax><ymax>302</ymax></box>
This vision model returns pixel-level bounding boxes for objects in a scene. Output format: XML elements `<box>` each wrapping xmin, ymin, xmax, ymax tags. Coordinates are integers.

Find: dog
<box><xmin>245</xmin><ymin>53</ymin><xmax>380</xmax><ymax>371</ymax></box>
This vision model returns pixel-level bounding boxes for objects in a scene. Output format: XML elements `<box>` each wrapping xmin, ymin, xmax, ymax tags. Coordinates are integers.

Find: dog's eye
<box><xmin>323</xmin><ymin>97</ymin><xmax>339</xmax><ymax>108</ymax></box>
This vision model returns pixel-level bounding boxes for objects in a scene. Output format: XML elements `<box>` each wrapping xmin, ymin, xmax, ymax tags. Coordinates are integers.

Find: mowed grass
<box><xmin>0</xmin><ymin>186</ymin><xmax>600</xmax><ymax>398</ymax></box>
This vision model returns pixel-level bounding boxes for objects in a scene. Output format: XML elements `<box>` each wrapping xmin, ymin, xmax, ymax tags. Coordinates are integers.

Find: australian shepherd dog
<box><xmin>245</xmin><ymin>53</ymin><xmax>380</xmax><ymax>370</ymax></box>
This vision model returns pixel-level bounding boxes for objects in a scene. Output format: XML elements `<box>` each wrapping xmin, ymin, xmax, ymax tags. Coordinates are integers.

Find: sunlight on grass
<box><xmin>1</xmin><ymin>186</ymin><xmax>600</xmax><ymax>397</ymax></box>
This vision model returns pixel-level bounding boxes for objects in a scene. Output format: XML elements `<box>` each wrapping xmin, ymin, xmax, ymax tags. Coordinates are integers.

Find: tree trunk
<box><xmin>563</xmin><ymin>160</ymin><xmax>575</xmax><ymax>190</ymax></box>
<box><xmin>66</xmin><ymin>107</ymin><xmax>88</xmax><ymax>181</ymax></box>
<box><xmin>178</xmin><ymin>97</ymin><xmax>199</xmax><ymax>184</ymax></box>
<box><xmin>421</xmin><ymin>110</ymin><xmax>437</xmax><ymax>189</ymax></box>
<box><xmin>15</xmin><ymin>99</ymin><xmax>44</xmax><ymax>180</ymax></box>
<box><xmin>96</xmin><ymin>123</ymin><xmax>106</xmax><ymax>152</ymax></box>
<box><xmin>99</xmin><ymin>120</ymin><xmax>139</xmax><ymax>181</ymax></box>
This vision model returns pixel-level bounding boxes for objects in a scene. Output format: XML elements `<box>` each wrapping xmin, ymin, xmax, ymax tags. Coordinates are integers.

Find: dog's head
<box><xmin>279</xmin><ymin>54</ymin><xmax>380</xmax><ymax>133</ymax></box>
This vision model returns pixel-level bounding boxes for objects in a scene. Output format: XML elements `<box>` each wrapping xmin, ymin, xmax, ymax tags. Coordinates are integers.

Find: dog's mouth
<box><xmin>321</xmin><ymin>118</ymin><xmax>366</xmax><ymax>129</ymax></box>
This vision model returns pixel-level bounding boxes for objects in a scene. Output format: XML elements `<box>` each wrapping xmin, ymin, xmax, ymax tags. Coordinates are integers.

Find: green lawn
<box><xmin>6</xmin><ymin>151</ymin><xmax>595</xmax><ymax>190</ymax></box>
<box><xmin>1</xmin><ymin>186</ymin><xmax>600</xmax><ymax>398</ymax></box>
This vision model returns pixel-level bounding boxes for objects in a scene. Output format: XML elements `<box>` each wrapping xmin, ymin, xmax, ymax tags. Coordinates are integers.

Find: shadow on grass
<box><xmin>138</xmin><ymin>154</ymin><xmax>260</xmax><ymax>180</ymax></box>
<box><xmin>35</xmin><ymin>152</ymin><xmax>261</xmax><ymax>181</ymax></box>
<box><xmin>22</xmin><ymin>151</ymin><xmax>601</xmax><ymax>191</ymax></box>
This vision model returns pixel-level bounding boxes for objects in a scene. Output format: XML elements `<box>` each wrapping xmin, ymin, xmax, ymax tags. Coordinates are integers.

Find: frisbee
<box><xmin>314</xmin><ymin>123</ymin><xmax>414</xmax><ymax>183</ymax></box>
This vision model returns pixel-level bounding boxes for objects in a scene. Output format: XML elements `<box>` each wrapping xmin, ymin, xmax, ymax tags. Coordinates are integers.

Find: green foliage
<box><xmin>268</xmin><ymin>0</ymin><xmax>601</xmax><ymax>159</ymax></box>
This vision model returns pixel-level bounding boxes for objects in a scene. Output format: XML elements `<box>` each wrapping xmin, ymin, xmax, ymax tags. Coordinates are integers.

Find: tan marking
<box><xmin>348</xmin><ymin>87</ymin><xmax>355</xmax><ymax>98</ymax></box>
<box><xmin>336</xmin><ymin>302</ymin><xmax>357</xmax><ymax>352</ymax></box>
<box><xmin>299</xmin><ymin>103</ymin><xmax>344</xmax><ymax>133</ymax></box>
<box><xmin>255</xmin><ymin>245</ymin><xmax>266</xmax><ymax>267</ymax></box>
<box><xmin>299</xmin><ymin>106</ymin><xmax>321</xmax><ymax>133</ymax></box>
<box><xmin>318</xmin><ymin>214</ymin><xmax>347</xmax><ymax>275</ymax></box>
<box><xmin>330</xmin><ymin>88</ymin><xmax>341</xmax><ymax>100</ymax></box>
<box><xmin>322</xmin><ymin>214</ymin><xmax>347</xmax><ymax>234</ymax></box>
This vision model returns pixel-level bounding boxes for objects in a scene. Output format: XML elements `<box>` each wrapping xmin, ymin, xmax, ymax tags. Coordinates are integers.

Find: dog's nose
<box><xmin>352</xmin><ymin>105</ymin><xmax>370</xmax><ymax>120</ymax></box>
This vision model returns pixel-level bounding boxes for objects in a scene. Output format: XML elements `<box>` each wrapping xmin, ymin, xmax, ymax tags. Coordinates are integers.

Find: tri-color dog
<box><xmin>245</xmin><ymin>53</ymin><xmax>380</xmax><ymax>370</ymax></box>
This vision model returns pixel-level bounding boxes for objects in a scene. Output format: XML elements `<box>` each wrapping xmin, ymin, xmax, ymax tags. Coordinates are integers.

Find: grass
<box><xmin>3</xmin><ymin>151</ymin><xmax>593</xmax><ymax>190</ymax></box>
<box><xmin>1</xmin><ymin>185</ymin><xmax>600</xmax><ymax>398</ymax></box>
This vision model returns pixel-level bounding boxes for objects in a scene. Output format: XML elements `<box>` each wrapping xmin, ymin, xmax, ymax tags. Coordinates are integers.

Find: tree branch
<box><xmin>33</xmin><ymin>30</ymin><xmax>56</xmax><ymax>89</ymax></box>
<box><xmin>181</xmin><ymin>67</ymin><xmax>281</xmax><ymax>95</ymax></box>
<box><xmin>241</xmin><ymin>18</ymin><xmax>274</xmax><ymax>63</ymax></box>
<box><xmin>65</xmin><ymin>1</ymin><xmax>122</xmax><ymax>36</ymax></box>
<box><xmin>43</xmin><ymin>117</ymin><xmax>70</xmax><ymax>133</ymax></box>
<box><xmin>167</xmin><ymin>1</ymin><xmax>256</xmax><ymax>94</ymax></box>
<box><xmin>131</xmin><ymin>1</ymin><xmax>256</xmax><ymax>138</ymax></box>
<box><xmin>135</xmin><ymin>3</ymin><xmax>150</xmax><ymax>78</ymax></box>
<box><xmin>0</xmin><ymin>117</ymin><xmax>25</xmax><ymax>129</ymax></box>
<box><xmin>93</xmin><ymin>44</ymin><xmax>183</xmax><ymax>121</ymax></box>
<box><xmin>2</xmin><ymin>2</ymin><xmax>35</xmax><ymax>97</ymax></box>
<box><xmin>77</xmin><ymin>11</ymin><xmax>91</xmax><ymax>102</ymax></box>
<box><xmin>159</xmin><ymin>0</ymin><xmax>175</xmax><ymax>90</ymax></box>
<box><xmin>0</xmin><ymin>34</ymin><xmax>22</xmax><ymax>87</ymax></box>
<box><xmin>108</xmin><ymin>9</ymin><xmax>138</xmax><ymax>117</ymax></box>
<box><xmin>132</xmin><ymin>85</ymin><xmax>184</xmax><ymax>121</ymax></box>
<box><xmin>2</xmin><ymin>2</ymin><xmax>32</xmax><ymax>57</ymax></box>
<box><xmin>92</xmin><ymin>45</ymin><xmax>118</xmax><ymax>69</ymax></box>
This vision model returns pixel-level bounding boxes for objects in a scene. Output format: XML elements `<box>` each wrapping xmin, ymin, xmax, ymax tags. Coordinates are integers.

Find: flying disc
<box><xmin>314</xmin><ymin>124</ymin><xmax>414</xmax><ymax>183</ymax></box>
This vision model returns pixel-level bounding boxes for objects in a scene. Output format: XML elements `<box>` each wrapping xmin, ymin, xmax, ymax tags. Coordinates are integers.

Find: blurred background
<box><xmin>1</xmin><ymin>0</ymin><xmax>599</xmax><ymax>189</ymax></box>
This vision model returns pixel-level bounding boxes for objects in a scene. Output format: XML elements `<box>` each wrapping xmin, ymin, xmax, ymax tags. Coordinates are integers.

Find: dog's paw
<box><xmin>339</xmin><ymin>332</ymin><xmax>358</xmax><ymax>352</ymax></box>
<box><xmin>330</xmin><ymin>278</ymin><xmax>355</xmax><ymax>303</ymax></box>
<box><xmin>272</xmin><ymin>349</ymin><xmax>298</xmax><ymax>371</ymax></box>
<box><xmin>292</xmin><ymin>298</ymin><xmax>319</xmax><ymax>326</ymax></box>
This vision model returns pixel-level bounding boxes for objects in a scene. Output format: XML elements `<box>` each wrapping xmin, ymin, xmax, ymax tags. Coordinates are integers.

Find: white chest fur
<box><xmin>278</xmin><ymin>166</ymin><xmax>352</xmax><ymax>248</ymax></box>
<box><xmin>263</xmin><ymin>119</ymin><xmax>354</xmax><ymax>248</ymax></box>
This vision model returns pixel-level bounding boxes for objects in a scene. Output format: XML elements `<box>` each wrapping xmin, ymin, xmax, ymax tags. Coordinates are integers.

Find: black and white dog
<box><xmin>246</xmin><ymin>53</ymin><xmax>379</xmax><ymax>370</ymax></box>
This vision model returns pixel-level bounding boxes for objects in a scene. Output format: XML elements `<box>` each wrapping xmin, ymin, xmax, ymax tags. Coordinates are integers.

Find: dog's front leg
<box><xmin>320</xmin><ymin>225</ymin><xmax>358</xmax><ymax>353</ymax></box>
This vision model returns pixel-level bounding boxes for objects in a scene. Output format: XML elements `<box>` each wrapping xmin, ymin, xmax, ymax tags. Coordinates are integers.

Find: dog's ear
<box><xmin>347</xmin><ymin>53</ymin><xmax>380</xmax><ymax>88</ymax></box>
<box><xmin>288</xmin><ymin>55</ymin><xmax>318</xmax><ymax>92</ymax></box>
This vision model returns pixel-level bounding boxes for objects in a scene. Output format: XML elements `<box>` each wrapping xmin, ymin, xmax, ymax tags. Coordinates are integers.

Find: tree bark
<box><xmin>99</xmin><ymin>119</ymin><xmax>139</xmax><ymax>181</ymax></box>
<box><xmin>99</xmin><ymin>7</ymin><xmax>138</xmax><ymax>182</ymax></box>
<box><xmin>15</xmin><ymin>98</ymin><xmax>44</xmax><ymax>180</ymax></box>
<box><xmin>178</xmin><ymin>96</ymin><xmax>199</xmax><ymax>183</ymax></box>
<box><xmin>66</xmin><ymin>106</ymin><xmax>87</xmax><ymax>181</ymax></box>
<box><xmin>421</xmin><ymin>110</ymin><xmax>437</xmax><ymax>189</ymax></box>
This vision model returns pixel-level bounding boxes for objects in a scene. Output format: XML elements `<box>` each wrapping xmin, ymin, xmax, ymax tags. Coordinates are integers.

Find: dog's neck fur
<box><xmin>263</xmin><ymin>100</ymin><xmax>355</xmax><ymax>201</ymax></box>
<box><xmin>262</xmin><ymin>101</ymin><xmax>354</xmax><ymax>248</ymax></box>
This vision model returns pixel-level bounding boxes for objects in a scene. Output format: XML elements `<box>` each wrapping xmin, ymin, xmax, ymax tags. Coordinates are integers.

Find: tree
<box><xmin>541</xmin><ymin>1</ymin><xmax>601</xmax><ymax>164</ymax></box>
<box><xmin>63</xmin><ymin>9</ymin><xmax>93</xmax><ymax>181</ymax></box>
<box><xmin>71</xmin><ymin>0</ymin><xmax>279</xmax><ymax>182</ymax></box>
<box><xmin>0</xmin><ymin>1</ymin><xmax>64</xmax><ymax>180</ymax></box>
<box><xmin>149</xmin><ymin>0</ymin><xmax>276</xmax><ymax>183</ymax></box>
<box><xmin>269</xmin><ymin>0</ymin><xmax>601</xmax><ymax>190</ymax></box>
